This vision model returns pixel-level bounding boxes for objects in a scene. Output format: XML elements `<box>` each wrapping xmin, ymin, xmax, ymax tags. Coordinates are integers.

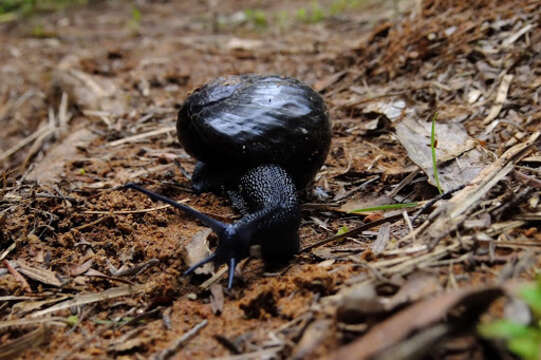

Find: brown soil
<box><xmin>1</xmin><ymin>0</ymin><xmax>540</xmax><ymax>359</ymax></box>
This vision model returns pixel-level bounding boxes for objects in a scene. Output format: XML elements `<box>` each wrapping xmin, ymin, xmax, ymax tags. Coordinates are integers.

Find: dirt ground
<box><xmin>1</xmin><ymin>0</ymin><xmax>540</xmax><ymax>359</ymax></box>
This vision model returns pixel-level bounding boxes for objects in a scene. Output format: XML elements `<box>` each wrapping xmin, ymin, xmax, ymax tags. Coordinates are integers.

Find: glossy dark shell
<box><xmin>177</xmin><ymin>75</ymin><xmax>331</xmax><ymax>189</ymax></box>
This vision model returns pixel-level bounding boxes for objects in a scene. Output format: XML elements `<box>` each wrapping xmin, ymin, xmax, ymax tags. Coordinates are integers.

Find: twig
<box><xmin>112</xmin><ymin>258</ymin><xmax>160</xmax><ymax>277</ymax></box>
<box><xmin>73</xmin><ymin>216</ymin><xmax>111</xmax><ymax>231</ymax></box>
<box><xmin>200</xmin><ymin>266</ymin><xmax>228</xmax><ymax>290</ymax></box>
<box><xmin>30</xmin><ymin>285</ymin><xmax>144</xmax><ymax>318</ymax></box>
<box><xmin>411</xmin><ymin>184</ymin><xmax>466</xmax><ymax>223</ymax></box>
<box><xmin>300</xmin><ymin>212</ymin><xmax>409</xmax><ymax>253</ymax></box>
<box><xmin>336</xmin><ymin>91</ymin><xmax>407</xmax><ymax>108</ymax></box>
<box><xmin>0</xmin><ymin>126</ymin><xmax>49</xmax><ymax>162</ymax></box>
<box><xmin>513</xmin><ymin>170</ymin><xmax>541</xmax><ymax>189</ymax></box>
<box><xmin>3</xmin><ymin>260</ymin><xmax>31</xmax><ymax>292</ymax></box>
<box><xmin>83</xmin><ymin>204</ymin><xmax>171</xmax><ymax>215</ymax></box>
<box><xmin>107</xmin><ymin>125</ymin><xmax>176</xmax><ymax>147</ymax></box>
<box><xmin>151</xmin><ymin>319</ymin><xmax>208</xmax><ymax>360</ymax></box>
<box><xmin>58</xmin><ymin>92</ymin><xmax>69</xmax><ymax>137</ymax></box>
<box><xmin>387</xmin><ymin>168</ymin><xmax>420</xmax><ymax>198</ymax></box>
<box><xmin>0</xmin><ymin>242</ymin><xmax>16</xmax><ymax>262</ymax></box>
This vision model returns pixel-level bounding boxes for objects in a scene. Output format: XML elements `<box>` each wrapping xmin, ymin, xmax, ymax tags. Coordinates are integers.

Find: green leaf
<box><xmin>336</xmin><ymin>226</ymin><xmax>349</xmax><ymax>235</ymax></box>
<box><xmin>296</xmin><ymin>8</ymin><xmax>307</xmax><ymax>22</ymax></box>
<box><xmin>478</xmin><ymin>320</ymin><xmax>530</xmax><ymax>338</ymax></box>
<box><xmin>508</xmin><ymin>334</ymin><xmax>541</xmax><ymax>360</ymax></box>
<box><xmin>132</xmin><ymin>7</ymin><xmax>141</xmax><ymax>23</ymax></box>
<box><xmin>65</xmin><ymin>315</ymin><xmax>79</xmax><ymax>326</ymax></box>
<box><xmin>520</xmin><ymin>283</ymin><xmax>541</xmax><ymax>314</ymax></box>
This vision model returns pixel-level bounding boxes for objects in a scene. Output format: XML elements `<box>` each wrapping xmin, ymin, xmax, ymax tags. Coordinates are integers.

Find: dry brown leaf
<box><xmin>395</xmin><ymin>117</ymin><xmax>486</xmax><ymax>191</ymax></box>
<box><xmin>69</xmin><ymin>259</ymin><xmax>94</xmax><ymax>277</ymax></box>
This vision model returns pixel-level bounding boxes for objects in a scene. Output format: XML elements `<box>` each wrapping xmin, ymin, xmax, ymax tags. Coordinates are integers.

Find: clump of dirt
<box><xmin>240</xmin><ymin>265</ymin><xmax>335</xmax><ymax>319</ymax></box>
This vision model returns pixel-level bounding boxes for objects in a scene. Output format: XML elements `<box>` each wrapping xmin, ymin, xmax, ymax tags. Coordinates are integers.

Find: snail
<box><xmin>125</xmin><ymin>75</ymin><xmax>331</xmax><ymax>288</ymax></box>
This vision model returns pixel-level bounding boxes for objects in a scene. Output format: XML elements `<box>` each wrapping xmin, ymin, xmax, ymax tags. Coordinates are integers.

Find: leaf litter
<box><xmin>0</xmin><ymin>0</ymin><xmax>540</xmax><ymax>359</ymax></box>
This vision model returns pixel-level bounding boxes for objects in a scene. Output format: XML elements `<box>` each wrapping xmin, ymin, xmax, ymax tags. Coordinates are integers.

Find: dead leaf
<box><xmin>14</xmin><ymin>260</ymin><xmax>63</xmax><ymax>287</ymax></box>
<box><xmin>184</xmin><ymin>229</ymin><xmax>213</xmax><ymax>275</ymax></box>
<box><xmin>363</xmin><ymin>98</ymin><xmax>410</xmax><ymax>123</ymax></box>
<box><xmin>69</xmin><ymin>259</ymin><xmax>94</xmax><ymax>277</ymax></box>
<box><xmin>395</xmin><ymin>117</ymin><xmax>486</xmax><ymax>191</ymax></box>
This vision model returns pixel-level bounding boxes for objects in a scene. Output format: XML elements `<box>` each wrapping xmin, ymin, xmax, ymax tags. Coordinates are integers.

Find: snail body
<box><xmin>126</xmin><ymin>75</ymin><xmax>331</xmax><ymax>288</ymax></box>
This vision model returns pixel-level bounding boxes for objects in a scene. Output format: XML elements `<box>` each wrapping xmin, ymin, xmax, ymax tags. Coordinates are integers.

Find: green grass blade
<box><xmin>350</xmin><ymin>202</ymin><xmax>418</xmax><ymax>213</ymax></box>
<box><xmin>431</xmin><ymin>112</ymin><xmax>443</xmax><ymax>194</ymax></box>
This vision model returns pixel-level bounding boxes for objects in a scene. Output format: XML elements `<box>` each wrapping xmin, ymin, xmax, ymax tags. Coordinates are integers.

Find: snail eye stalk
<box><xmin>123</xmin><ymin>183</ymin><xmax>227</xmax><ymax>235</ymax></box>
<box><xmin>228</xmin><ymin>258</ymin><xmax>237</xmax><ymax>289</ymax></box>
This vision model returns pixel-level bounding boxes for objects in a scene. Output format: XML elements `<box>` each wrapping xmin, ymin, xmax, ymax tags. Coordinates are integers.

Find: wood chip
<box><xmin>209</xmin><ymin>283</ymin><xmax>224</xmax><ymax>315</ymax></box>
<box><xmin>482</xmin><ymin>74</ymin><xmax>513</xmax><ymax>125</ymax></box>
<box><xmin>371</xmin><ymin>222</ymin><xmax>390</xmax><ymax>254</ymax></box>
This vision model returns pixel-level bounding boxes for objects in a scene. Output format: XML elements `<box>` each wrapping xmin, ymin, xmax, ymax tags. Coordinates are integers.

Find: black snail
<box><xmin>125</xmin><ymin>74</ymin><xmax>331</xmax><ymax>288</ymax></box>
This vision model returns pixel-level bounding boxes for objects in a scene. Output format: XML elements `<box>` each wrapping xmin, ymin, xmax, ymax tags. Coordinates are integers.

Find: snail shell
<box><xmin>177</xmin><ymin>74</ymin><xmax>331</xmax><ymax>190</ymax></box>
